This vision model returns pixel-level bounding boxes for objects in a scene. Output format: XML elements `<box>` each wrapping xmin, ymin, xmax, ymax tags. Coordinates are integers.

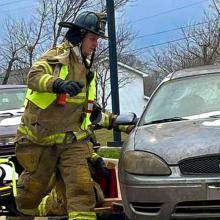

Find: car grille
<box><xmin>179</xmin><ymin>155</ymin><xmax>220</xmax><ymax>175</ymax></box>
<box><xmin>172</xmin><ymin>200</ymin><xmax>220</xmax><ymax>217</ymax></box>
<box><xmin>130</xmin><ymin>202</ymin><xmax>163</xmax><ymax>213</ymax></box>
<box><xmin>0</xmin><ymin>145</ymin><xmax>15</xmax><ymax>157</ymax></box>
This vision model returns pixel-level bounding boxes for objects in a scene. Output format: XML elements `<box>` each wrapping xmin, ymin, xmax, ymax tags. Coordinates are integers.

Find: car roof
<box><xmin>0</xmin><ymin>85</ymin><xmax>27</xmax><ymax>89</ymax></box>
<box><xmin>169</xmin><ymin>65</ymin><xmax>220</xmax><ymax>80</ymax></box>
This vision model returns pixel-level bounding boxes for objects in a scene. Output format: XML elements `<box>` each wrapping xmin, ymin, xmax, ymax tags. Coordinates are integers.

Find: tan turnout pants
<box><xmin>15</xmin><ymin>138</ymin><xmax>96</xmax><ymax>216</ymax></box>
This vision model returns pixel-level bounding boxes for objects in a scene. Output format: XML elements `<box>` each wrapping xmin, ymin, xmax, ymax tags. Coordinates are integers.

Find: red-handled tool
<box><xmin>56</xmin><ymin>93</ymin><xmax>66</xmax><ymax>106</ymax></box>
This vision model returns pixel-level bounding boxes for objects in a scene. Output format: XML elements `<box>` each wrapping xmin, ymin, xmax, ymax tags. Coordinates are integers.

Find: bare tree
<box><xmin>143</xmin><ymin>74</ymin><xmax>159</xmax><ymax>97</ymax></box>
<box><xmin>146</xmin><ymin>0</ymin><xmax>220</xmax><ymax>84</ymax></box>
<box><xmin>0</xmin><ymin>0</ymin><xmax>139</xmax><ymax>107</ymax></box>
<box><xmin>95</xmin><ymin>63</ymin><xmax>110</xmax><ymax>109</ymax></box>
<box><xmin>92</xmin><ymin>19</ymin><xmax>137</xmax><ymax>109</ymax></box>
<box><xmin>42</xmin><ymin>0</ymin><xmax>92</xmax><ymax>47</ymax></box>
<box><xmin>94</xmin><ymin>58</ymin><xmax>137</xmax><ymax>110</ymax></box>
<box><xmin>0</xmin><ymin>1</ymin><xmax>50</xmax><ymax>84</ymax></box>
<box><xmin>0</xmin><ymin>19</ymin><xmax>27</xmax><ymax>84</ymax></box>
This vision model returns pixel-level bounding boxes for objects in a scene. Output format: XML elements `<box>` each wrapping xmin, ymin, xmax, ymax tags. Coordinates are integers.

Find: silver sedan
<box><xmin>119</xmin><ymin>65</ymin><xmax>220</xmax><ymax>220</ymax></box>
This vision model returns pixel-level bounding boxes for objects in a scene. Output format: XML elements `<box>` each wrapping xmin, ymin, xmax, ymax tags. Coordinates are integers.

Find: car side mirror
<box><xmin>114</xmin><ymin>112</ymin><xmax>138</xmax><ymax>125</ymax></box>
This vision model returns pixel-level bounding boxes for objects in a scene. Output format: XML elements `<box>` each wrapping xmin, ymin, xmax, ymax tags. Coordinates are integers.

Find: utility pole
<box><xmin>106</xmin><ymin>0</ymin><xmax>121</xmax><ymax>146</ymax></box>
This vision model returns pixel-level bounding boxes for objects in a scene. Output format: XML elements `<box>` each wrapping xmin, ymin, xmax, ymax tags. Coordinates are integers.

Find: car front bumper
<box><xmin>119</xmin><ymin>166</ymin><xmax>220</xmax><ymax>220</ymax></box>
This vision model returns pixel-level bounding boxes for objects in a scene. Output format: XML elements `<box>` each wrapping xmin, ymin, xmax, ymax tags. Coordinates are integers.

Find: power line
<box><xmin>0</xmin><ymin>0</ymin><xmax>31</xmax><ymax>7</ymax></box>
<box><xmin>132</xmin><ymin>0</ymin><xmax>210</xmax><ymax>23</ymax></box>
<box><xmin>124</xmin><ymin>34</ymin><xmax>206</xmax><ymax>54</ymax></box>
<box><xmin>135</xmin><ymin>20</ymin><xmax>213</xmax><ymax>39</ymax></box>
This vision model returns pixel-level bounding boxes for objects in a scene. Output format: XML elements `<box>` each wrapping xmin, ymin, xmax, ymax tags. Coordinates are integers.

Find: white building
<box><xmin>96</xmin><ymin>59</ymin><xmax>149</xmax><ymax>117</ymax></box>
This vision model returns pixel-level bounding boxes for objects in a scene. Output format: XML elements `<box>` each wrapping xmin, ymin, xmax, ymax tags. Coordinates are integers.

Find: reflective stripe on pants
<box><xmin>15</xmin><ymin>138</ymin><xmax>95</xmax><ymax>216</ymax></box>
<box><xmin>68</xmin><ymin>211</ymin><xmax>96</xmax><ymax>220</ymax></box>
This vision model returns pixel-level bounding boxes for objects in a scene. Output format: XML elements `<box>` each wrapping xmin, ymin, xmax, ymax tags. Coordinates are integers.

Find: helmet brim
<box><xmin>59</xmin><ymin>21</ymin><xmax>108</xmax><ymax>39</ymax></box>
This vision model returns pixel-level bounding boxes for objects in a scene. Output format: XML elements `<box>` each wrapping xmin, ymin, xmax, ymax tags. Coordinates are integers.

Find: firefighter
<box><xmin>36</xmin><ymin>107</ymin><xmax>135</xmax><ymax>217</ymax></box>
<box><xmin>37</xmin><ymin>152</ymin><xmax>107</xmax><ymax>217</ymax></box>
<box><xmin>14</xmin><ymin>11</ymin><xmax>107</xmax><ymax>220</ymax></box>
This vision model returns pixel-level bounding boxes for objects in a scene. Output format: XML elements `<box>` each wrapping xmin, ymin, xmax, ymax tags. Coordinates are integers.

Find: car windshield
<box><xmin>140</xmin><ymin>73</ymin><xmax>220</xmax><ymax>125</ymax></box>
<box><xmin>0</xmin><ymin>88</ymin><xmax>26</xmax><ymax>111</ymax></box>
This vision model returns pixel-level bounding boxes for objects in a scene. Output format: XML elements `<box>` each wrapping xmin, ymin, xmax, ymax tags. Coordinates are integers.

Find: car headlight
<box><xmin>122</xmin><ymin>151</ymin><xmax>171</xmax><ymax>175</ymax></box>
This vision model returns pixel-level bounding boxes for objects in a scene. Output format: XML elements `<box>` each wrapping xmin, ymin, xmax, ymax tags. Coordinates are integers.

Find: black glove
<box><xmin>53</xmin><ymin>79</ymin><xmax>83</xmax><ymax>97</ymax></box>
<box><xmin>90</xmin><ymin>103</ymin><xmax>102</xmax><ymax>125</ymax></box>
<box><xmin>96</xmin><ymin>158</ymin><xmax>110</xmax><ymax>177</ymax></box>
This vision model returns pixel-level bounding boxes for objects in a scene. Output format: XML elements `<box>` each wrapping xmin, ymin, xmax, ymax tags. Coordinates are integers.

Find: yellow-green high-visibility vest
<box><xmin>81</xmin><ymin>71</ymin><xmax>96</xmax><ymax>130</ymax></box>
<box><xmin>21</xmin><ymin>60</ymin><xmax>96</xmax><ymax>144</ymax></box>
<box><xmin>25</xmin><ymin>62</ymin><xmax>87</xmax><ymax>109</ymax></box>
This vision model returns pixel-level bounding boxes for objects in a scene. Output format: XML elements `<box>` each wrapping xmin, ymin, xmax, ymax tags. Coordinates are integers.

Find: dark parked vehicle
<box><xmin>0</xmin><ymin>85</ymin><xmax>26</xmax><ymax>214</ymax></box>
<box><xmin>0</xmin><ymin>85</ymin><xmax>26</xmax><ymax>156</ymax></box>
<box><xmin>119</xmin><ymin>65</ymin><xmax>220</xmax><ymax>220</ymax></box>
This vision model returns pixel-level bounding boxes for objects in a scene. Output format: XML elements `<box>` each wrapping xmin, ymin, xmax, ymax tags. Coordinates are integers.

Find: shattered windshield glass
<box><xmin>140</xmin><ymin>74</ymin><xmax>220</xmax><ymax>125</ymax></box>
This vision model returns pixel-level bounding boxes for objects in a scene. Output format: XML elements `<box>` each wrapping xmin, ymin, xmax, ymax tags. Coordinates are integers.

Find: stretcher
<box><xmin>0</xmin><ymin>156</ymin><xmax>125</xmax><ymax>220</ymax></box>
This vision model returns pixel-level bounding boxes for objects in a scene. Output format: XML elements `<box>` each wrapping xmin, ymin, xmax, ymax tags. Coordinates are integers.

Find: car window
<box><xmin>140</xmin><ymin>73</ymin><xmax>220</xmax><ymax>125</ymax></box>
<box><xmin>0</xmin><ymin>88</ymin><xmax>26</xmax><ymax>111</ymax></box>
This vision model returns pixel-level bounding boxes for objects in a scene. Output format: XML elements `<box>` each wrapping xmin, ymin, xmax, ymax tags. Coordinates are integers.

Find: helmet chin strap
<box><xmin>81</xmin><ymin>47</ymin><xmax>96</xmax><ymax>70</ymax></box>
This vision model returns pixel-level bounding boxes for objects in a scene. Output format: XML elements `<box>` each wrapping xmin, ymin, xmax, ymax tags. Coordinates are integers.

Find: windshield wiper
<box><xmin>0</xmin><ymin>112</ymin><xmax>14</xmax><ymax>117</ymax></box>
<box><xmin>209</xmin><ymin>114</ymin><xmax>220</xmax><ymax>119</ymax></box>
<box><xmin>16</xmin><ymin>111</ymin><xmax>24</xmax><ymax>114</ymax></box>
<box><xmin>144</xmin><ymin>117</ymin><xmax>187</xmax><ymax>125</ymax></box>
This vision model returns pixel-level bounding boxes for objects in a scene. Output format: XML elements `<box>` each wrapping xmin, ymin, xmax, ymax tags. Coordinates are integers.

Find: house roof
<box><xmin>99</xmin><ymin>57</ymin><xmax>148</xmax><ymax>77</ymax></box>
<box><xmin>117</xmin><ymin>61</ymin><xmax>148</xmax><ymax>77</ymax></box>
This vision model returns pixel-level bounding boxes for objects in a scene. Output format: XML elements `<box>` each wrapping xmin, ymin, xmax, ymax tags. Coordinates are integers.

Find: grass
<box><xmin>97</xmin><ymin>147</ymin><xmax>121</xmax><ymax>159</ymax></box>
<box><xmin>94</xmin><ymin>129</ymin><xmax>129</xmax><ymax>159</ymax></box>
<box><xmin>94</xmin><ymin>129</ymin><xmax>128</xmax><ymax>146</ymax></box>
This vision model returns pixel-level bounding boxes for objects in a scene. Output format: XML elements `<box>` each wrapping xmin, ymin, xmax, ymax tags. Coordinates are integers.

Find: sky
<box><xmin>119</xmin><ymin>0</ymin><xmax>211</xmax><ymax>54</ymax></box>
<box><xmin>0</xmin><ymin>0</ymin><xmax>212</xmax><ymax>52</ymax></box>
<box><xmin>0</xmin><ymin>0</ymin><xmax>36</xmax><ymax>20</ymax></box>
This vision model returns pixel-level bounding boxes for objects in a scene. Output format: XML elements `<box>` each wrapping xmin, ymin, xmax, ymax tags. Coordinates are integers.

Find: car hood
<box><xmin>134</xmin><ymin>118</ymin><xmax>220</xmax><ymax>164</ymax></box>
<box><xmin>0</xmin><ymin>108</ymin><xmax>23</xmax><ymax>136</ymax></box>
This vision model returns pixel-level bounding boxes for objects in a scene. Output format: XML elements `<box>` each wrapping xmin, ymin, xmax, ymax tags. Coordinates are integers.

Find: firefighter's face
<box><xmin>81</xmin><ymin>32</ymin><xmax>99</xmax><ymax>56</ymax></box>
